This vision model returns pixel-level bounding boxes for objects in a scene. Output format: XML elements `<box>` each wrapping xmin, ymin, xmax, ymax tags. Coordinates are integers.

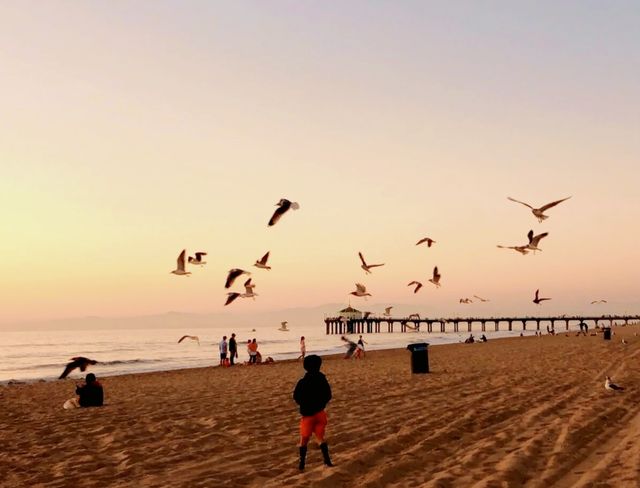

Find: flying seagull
<box><xmin>363</xmin><ymin>311</ymin><xmax>372</xmax><ymax>319</ymax></box>
<box><xmin>59</xmin><ymin>357</ymin><xmax>98</xmax><ymax>379</ymax></box>
<box><xmin>383</xmin><ymin>306</ymin><xmax>393</xmax><ymax>317</ymax></box>
<box><xmin>225</xmin><ymin>269</ymin><xmax>251</xmax><ymax>289</ymax></box>
<box><xmin>473</xmin><ymin>295</ymin><xmax>490</xmax><ymax>302</ymax></box>
<box><xmin>178</xmin><ymin>335</ymin><xmax>200</xmax><ymax>345</ymax></box>
<box><xmin>171</xmin><ymin>250</ymin><xmax>192</xmax><ymax>276</ymax></box>
<box><xmin>533</xmin><ymin>289</ymin><xmax>551</xmax><ymax>305</ymax></box>
<box><xmin>224</xmin><ymin>292</ymin><xmax>241</xmax><ymax>306</ymax></box>
<box><xmin>497</xmin><ymin>244</ymin><xmax>530</xmax><ymax>255</ymax></box>
<box><xmin>526</xmin><ymin>230</ymin><xmax>549</xmax><ymax>252</ymax></box>
<box><xmin>407</xmin><ymin>281</ymin><xmax>423</xmax><ymax>294</ymax></box>
<box><xmin>350</xmin><ymin>283</ymin><xmax>372</xmax><ymax>298</ymax></box>
<box><xmin>242</xmin><ymin>278</ymin><xmax>258</xmax><ymax>299</ymax></box>
<box><xmin>507</xmin><ymin>196</ymin><xmax>572</xmax><ymax>222</ymax></box>
<box><xmin>278</xmin><ymin>321</ymin><xmax>289</xmax><ymax>331</ymax></box>
<box><xmin>416</xmin><ymin>237</ymin><xmax>436</xmax><ymax>247</ymax></box>
<box><xmin>591</xmin><ymin>300</ymin><xmax>608</xmax><ymax>304</ymax></box>
<box><xmin>188</xmin><ymin>252</ymin><xmax>207</xmax><ymax>266</ymax></box>
<box><xmin>268</xmin><ymin>198</ymin><xmax>300</xmax><ymax>227</ymax></box>
<box><xmin>459</xmin><ymin>298</ymin><xmax>473</xmax><ymax>304</ymax></box>
<box><xmin>605</xmin><ymin>376</ymin><xmax>624</xmax><ymax>391</ymax></box>
<box><xmin>254</xmin><ymin>252</ymin><xmax>271</xmax><ymax>270</ymax></box>
<box><xmin>358</xmin><ymin>252</ymin><xmax>385</xmax><ymax>274</ymax></box>
<box><xmin>429</xmin><ymin>266</ymin><xmax>441</xmax><ymax>288</ymax></box>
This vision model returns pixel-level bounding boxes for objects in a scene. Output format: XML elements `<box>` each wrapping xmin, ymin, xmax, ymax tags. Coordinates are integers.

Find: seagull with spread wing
<box><xmin>605</xmin><ymin>376</ymin><xmax>624</xmax><ymax>391</ymax></box>
<box><xmin>358</xmin><ymin>252</ymin><xmax>385</xmax><ymax>274</ymax></box>
<box><xmin>268</xmin><ymin>198</ymin><xmax>300</xmax><ymax>226</ymax></box>
<box><xmin>188</xmin><ymin>252</ymin><xmax>207</xmax><ymax>266</ymax></box>
<box><xmin>416</xmin><ymin>237</ymin><xmax>436</xmax><ymax>247</ymax></box>
<box><xmin>428</xmin><ymin>266</ymin><xmax>441</xmax><ymax>288</ymax></box>
<box><xmin>533</xmin><ymin>289</ymin><xmax>551</xmax><ymax>305</ymax></box>
<box><xmin>241</xmin><ymin>278</ymin><xmax>258</xmax><ymax>299</ymax></box>
<box><xmin>350</xmin><ymin>283</ymin><xmax>372</xmax><ymax>298</ymax></box>
<box><xmin>225</xmin><ymin>269</ymin><xmax>251</xmax><ymax>289</ymax></box>
<box><xmin>254</xmin><ymin>252</ymin><xmax>271</xmax><ymax>270</ymax></box>
<box><xmin>171</xmin><ymin>250</ymin><xmax>192</xmax><ymax>276</ymax></box>
<box><xmin>224</xmin><ymin>292</ymin><xmax>241</xmax><ymax>306</ymax></box>
<box><xmin>507</xmin><ymin>196</ymin><xmax>571</xmax><ymax>222</ymax></box>
<box><xmin>178</xmin><ymin>335</ymin><xmax>200</xmax><ymax>345</ymax></box>
<box><xmin>591</xmin><ymin>299</ymin><xmax>608</xmax><ymax>304</ymax></box>
<box><xmin>526</xmin><ymin>230</ymin><xmax>549</xmax><ymax>252</ymax></box>
<box><xmin>473</xmin><ymin>295</ymin><xmax>490</xmax><ymax>302</ymax></box>
<box><xmin>497</xmin><ymin>244</ymin><xmax>530</xmax><ymax>255</ymax></box>
<box><xmin>59</xmin><ymin>357</ymin><xmax>98</xmax><ymax>379</ymax></box>
<box><xmin>407</xmin><ymin>281</ymin><xmax>423</xmax><ymax>294</ymax></box>
<box><xmin>383</xmin><ymin>306</ymin><xmax>393</xmax><ymax>317</ymax></box>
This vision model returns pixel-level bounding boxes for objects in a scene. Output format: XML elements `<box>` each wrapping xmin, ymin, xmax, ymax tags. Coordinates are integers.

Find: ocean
<box><xmin>0</xmin><ymin>321</ymin><xmax>529</xmax><ymax>383</ymax></box>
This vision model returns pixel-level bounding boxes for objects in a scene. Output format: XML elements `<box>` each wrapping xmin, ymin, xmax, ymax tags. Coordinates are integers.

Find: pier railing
<box><xmin>324</xmin><ymin>315</ymin><xmax>640</xmax><ymax>335</ymax></box>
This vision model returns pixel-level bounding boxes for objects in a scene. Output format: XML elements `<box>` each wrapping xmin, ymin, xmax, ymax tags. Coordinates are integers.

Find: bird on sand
<box><xmin>605</xmin><ymin>376</ymin><xmax>624</xmax><ymax>391</ymax></box>
<box><xmin>178</xmin><ymin>335</ymin><xmax>200</xmax><ymax>345</ymax></box>
<box><xmin>188</xmin><ymin>252</ymin><xmax>207</xmax><ymax>266</ymax></box>
<box><xmin>59</xmin><ymin>357</ymin><xmax>98</xmax><ymax>379</ymax></box>
<box><xmin>241</xmin><ymin>278</ymin><xmax>258</xmax><ymax>299</ymax></box>
<box><xmin>526</xmin><ymin>230</ymin><xmax>549</xmax><ymax>252</ymax></box>
<box><xmin>224</xmin><ymin>292</ymin><xmax>241</xmax><ymax>306</ymax></box>
<box><xmin>225</xmin><ymin>269</ymin><xmax>251</xmax><ymax>289</ymax></box>
<box><xmin>507</xmin><ymin>196</ymin><xmax>571</xmax><ymax>222</ymax></box>
<box><xmin>278</xmin><ymin>321</ymin><xmax>289</xmax><ymax>331</ymax></box>
<box><xmin>591</xmin><ymin>300</ymin><xmax>608</xmax><ymax>304</ymax></box>
<box><xmin>350</xmin><ymin>283</ymin><xmax>371</xmax><ymax>298</ymax></box>
<box><xmin>383</xmin><ymin>306</ymin><xmax>393</xmax><ymax>317</ymax></box>
<box><xmin>268</xmin><ymin>198</ymin><xmax>300</xmax><ymax>226</ymax></box>
<box><xmin>533</xmin><ymin>289</ymin><xmax>551</xmax><ymax>305</ymax></box>
<box><xmin>428</xmin><ymin>267</ymin><xmax>441</xmax><ymax>288</ymax></box>
<box><xmin>407</xmin><ymin>281</ymin><xmax>423</xmax><ymax>294</ymax></box>
<box><xmin>171</xmin><ymin>250</ymin><xmax>191</xmax><ymax>276</ymax></box>
<box><xmin>254</xmin><ymin>252</ymin><xmax>271</xmax><ymax>270</ymax></box>
<box><xmin>358</xmin><ymin>252</ymin><xmax>385</xmax><ymax>274</ymax></box>
<box><xmin>473</xmin><ymin>295</ymin><xmax>490</xmax><ymax>302</ymax></box>
<box><xmin>497</xmin><ymin>244</ymin><xmax>530</xmax><ymax>255</ymax></box>
<box><xmin>416</xmin><ymin>237</ymin><xmax>436</xmax><ymax>247</ymax></box>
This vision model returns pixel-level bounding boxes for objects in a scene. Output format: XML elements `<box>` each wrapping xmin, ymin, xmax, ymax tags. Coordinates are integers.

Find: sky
<box><xmin>1</xmin><ymin>1</ymin><xmax>639</xmax><ymax>326</ymax></box>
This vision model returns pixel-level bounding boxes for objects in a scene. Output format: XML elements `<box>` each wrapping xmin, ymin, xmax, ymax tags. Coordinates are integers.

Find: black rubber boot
<box><xmin>320</xmin><ymin>442</ymin><xmax>333</xmax><ymax>467</ymax></box>
<box><xmin>298</xmin><ymin>445</ymin><xmax>307</xmax><ymax>471</ymax></box>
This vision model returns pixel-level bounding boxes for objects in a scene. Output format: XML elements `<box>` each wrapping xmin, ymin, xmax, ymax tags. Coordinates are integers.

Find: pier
<box><xmin>324</xmin><ymin>315</ymin><xmax>640</xmax><ymax>335</ymax></box>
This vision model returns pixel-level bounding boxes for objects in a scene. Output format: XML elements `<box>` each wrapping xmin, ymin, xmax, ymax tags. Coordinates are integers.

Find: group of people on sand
<box><xmin>219</xmin><ymin>334</ymin><xmax>272</xmax><ymax>366</ymax></box>
<box><xmin>464</xmin><ymin>334</ymin><xmax>488</xmax><ymax>344</ymax></box>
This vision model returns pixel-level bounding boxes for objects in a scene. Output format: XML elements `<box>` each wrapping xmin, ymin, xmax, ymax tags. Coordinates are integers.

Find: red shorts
<box><xmin>300</xmin><ymin>410</ymin><xmax>328</xmax><ymax>439</ymax></box>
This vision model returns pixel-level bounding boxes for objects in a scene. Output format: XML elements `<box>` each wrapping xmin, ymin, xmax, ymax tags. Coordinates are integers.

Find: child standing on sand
<box><xmin>298</xmin><ymin>336</ymin><xmax>306</xmax><ymax>360</ymax></box>
<box><xmin>293</xmin><ymin>355</ymin><xmax>333</xmax><ymax>471</ymax></box>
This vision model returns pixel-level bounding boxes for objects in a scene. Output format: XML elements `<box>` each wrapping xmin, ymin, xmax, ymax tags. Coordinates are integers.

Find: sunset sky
<box><xmin>1</xmin><ymin>1</ymin><xmax>639</xmax><ymax>326</ymax></box>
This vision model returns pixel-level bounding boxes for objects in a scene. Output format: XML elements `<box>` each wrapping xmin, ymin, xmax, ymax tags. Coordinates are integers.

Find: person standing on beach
<box><xmin>248</xmin><ymin>338</ymin><xmax>258</xmax><ymax>364</ymax></box>
<box><xmin>219</xmin><ymin>336</ymin><xmax>228</xmax><ymax>366</ymax></box>
<box><xmin>298</xmin><ymin>336</ymin><xmax>306</xmax><ymax>360</ymax></box>
<box><xmin>356</xmin><ymin>335</ymin><xmax>367</xmax><ymax>358</ymax></box>
<box><xmin>293</xmin><ymin>355</ymin><xmax>333</xmax><ymax>471</ymax></box>
<box><xmin>228</xmin><ymin>333</ymin><xmax>238</xmax><ymax>366</ymax></box>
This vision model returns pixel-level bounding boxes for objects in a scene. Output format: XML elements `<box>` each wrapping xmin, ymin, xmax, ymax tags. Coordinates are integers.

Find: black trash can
<box><xmin>603</xmin><ymin>327</ymin><xmax>612</xmax><ymax>340</ymax></box>
<box><xmin>407</xmin><ymin>342</ymin><xmax>429</xmax><ymax>374</ymax></box>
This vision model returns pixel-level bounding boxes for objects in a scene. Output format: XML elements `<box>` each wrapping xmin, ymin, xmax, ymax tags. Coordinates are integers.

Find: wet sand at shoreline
<box><xmin>2</xmin><ymin>327</ymin><xmax>640</xmax><ymax>487</ymax></box>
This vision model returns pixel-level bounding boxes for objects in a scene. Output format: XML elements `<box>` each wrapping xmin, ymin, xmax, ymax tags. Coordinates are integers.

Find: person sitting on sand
<box><xmin>480</xmin><ymin>334</ymin><xmax>487</xmax><ymax>342</ymax></box>
<box><xmin>293</xmin><ymin>355</ymin><xmax>333</xmax><ymax>471</ymax></box>
<box><xmin>63</xmin><ymin>373</ymin><xmax>104</xmax><ymax>409</ymax></box>
<box><xmin>464</xmin><ymin>334</ymin><xmax>475</xmax><ymax>344</ymax></box>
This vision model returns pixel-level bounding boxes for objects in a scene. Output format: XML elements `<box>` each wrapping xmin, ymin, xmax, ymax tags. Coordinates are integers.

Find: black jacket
<box><xmin>229</xmin><ymin>338</ymin><xmax>237</xmax><ymax>353</ymax></box>
<box><xmin>293</xmin><ymin>372</ymin><xmax>332</xmax><ymax>416</ymax></box>
<box><xmin>76</xmin><ymin>382</ymin><xmax>104</xmax><ymax>407</ymax></box>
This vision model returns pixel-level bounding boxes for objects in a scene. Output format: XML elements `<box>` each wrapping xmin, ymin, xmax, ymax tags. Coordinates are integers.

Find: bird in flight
<box><xmin>254</xmin><ymin>252</ymin><xmax>271</xmax><ymax>270</ymax></box>
<box><xmin>507</xmin><ymin>196</ymin><xmax>571</xmax><ymax>222</ymax></box>
<box><xmin>526</xmin><ymin>230</ymin><xmax>549</xmax><ymax>252</ymax></box>
<box><xmin>278</xmin><ymin>321</ymin><xmax>289</xmax><ymax>331</ymax></box>
<box><xmin>224</xmin><ymin>292</ymin><xmax>241</xmax><ymax>306</ymax></box>
<box><xmin>59</xmin><ymin>357</ymin><xmax>98</xmax><ymax>379</ymax></box>
<box><xmin>268</xmin><ymin>198</ymin><xmax>300</xmax><ymax>226</ymax></box>
<box><xmin>225</xmin><ymin>269</ymin><xmax>251</xmax><ymax>289</ymax></box>
<box><xmin>428</xmin><ymin>267</ymin><xmax>441</xmax><ymax>288</ymax></box>
<box><xmin>533</xmin><ymin>289</ymin><xmax>551</xmax><ymax>304</ymax></box>
<box><xmin>459</xmin><ymin>298</ymin><xmax>473</xmax><ymax>304</ymax></box>
<box><xmin>473</xmin><ymin>295</ymin><xmax>490</xmax><ymax>302</ymax></box>
<box><xmin>416</xmin><ymin>237</ymin><xmax>436</xmax><ymax>247</ymax></box>
<box><xmin>188</xmin><ymin>252</ymin><xmax>207</xmax><ymax>266</ymax></box>
<box><xmin>241</xmin><ymin>278</ymin><xmax>258</xmax><ymax>299</ymax></box>
<box><xmin>358</xmin><ymin>252</ymin><xmax>385</xmax><ymax>274</ymax></box>
<box><xmin>363</xmin><ymin>311</ymin><xmax>372</xmax><ymax>319</ymax></box>
<box><xmin>407</xmin><ymin>281</ymin><xmax>423</xmax><ymax>294</ymax></box>
<box><xmin>383</xmin><ymin>306</ymin><xmax>393</xmax><ymax>317</ymax></box>
<box><xmin>171</xmin><ymin>250</ymin><xmax>192</xmax><ymax>276</ymax></box>
<box><xmin>350</xmin><ymin>283</ymin><xmax>372</xmax><ymax>298</ymax></box>
<box><xmin>497</xmin><ymin>244</ymin><xmax>530</xmax><ymax>255</ymax></box>
<box><xmin>591</xmin><ymin>299</ymin><xmax>608</xmax><ymax>304</ymax></box>
<box><xmin>605</xmin><ymin>376</ymin><xmax>624</xmax><ymax>391</ymax></box>
<box><xmin>178</xmin><ymin>335</ymin><xmax>200</xmax><ymax>345</ymax></box>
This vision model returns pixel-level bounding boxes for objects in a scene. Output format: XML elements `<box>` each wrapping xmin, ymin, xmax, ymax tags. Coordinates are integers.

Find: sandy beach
<box><xmin>2</xmin><ymin>327</ymin><xmax>640</xmax><ymax>488</ymax></box>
